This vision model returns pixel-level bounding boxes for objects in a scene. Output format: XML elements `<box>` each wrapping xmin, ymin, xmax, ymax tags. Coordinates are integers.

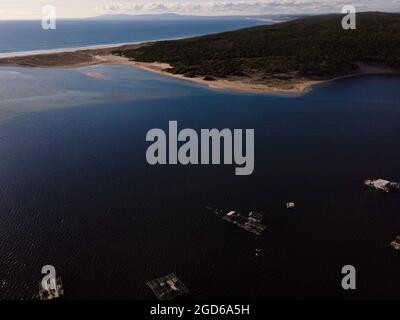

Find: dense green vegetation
<box><xmin>114</xmin><ymin>13</ymin><xmax>400</xmax><ymax>80</ymax></box>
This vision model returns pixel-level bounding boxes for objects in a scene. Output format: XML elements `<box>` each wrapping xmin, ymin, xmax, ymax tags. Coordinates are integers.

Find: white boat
<box><xmin>365</xmin><ymin>179</ymin><xmax>392</xmax><ymax>192</ymax></box>
<box><xmin>390</xmin><ymin>236</ymin><xmax>400</xmax><ymax>250</ymax></box>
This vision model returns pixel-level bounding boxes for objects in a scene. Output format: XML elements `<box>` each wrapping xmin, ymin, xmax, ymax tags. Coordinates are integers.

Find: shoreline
<box><xmin>0</xmin><ymin>43</ymin><xmax>135</xmax><ymax>59</ymax></box>
<box><xmin>98</xmin><ymin>57</ymin><xmax>400</xmax><ymax>95</ymax></box>
<box><xmin>0</xmin><ymin>35</ymin><xmax>197</xmax><ymax>59</ymax></box>
<box><xmin>0</xmin><ymin>43</ymin><xmax>398</xmax><ymax>95</ymax></box>
<box><xmin>101</xmin><ymin>55</ymin><xmax>321</xmax><ymax>95</ymax></box>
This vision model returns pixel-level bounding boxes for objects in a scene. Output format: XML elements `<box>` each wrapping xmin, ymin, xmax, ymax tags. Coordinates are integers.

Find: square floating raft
<box><xmin>146</xmin><ymin>273</ymin><xmax>189</xmax><ymax>300</ymax></box>
<box><xmin>223</xmin><ymin>211</ymin><xmax>267</xmax><ymax>236</ymax></box>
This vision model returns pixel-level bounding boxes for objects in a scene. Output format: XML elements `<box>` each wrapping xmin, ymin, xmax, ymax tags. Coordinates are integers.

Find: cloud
<box><xmin>95</xmin><ymin>1</ymin><xmax>400</xmax><ymax>15</ymax></box>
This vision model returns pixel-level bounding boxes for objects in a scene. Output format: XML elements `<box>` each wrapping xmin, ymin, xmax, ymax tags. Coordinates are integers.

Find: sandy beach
<box><xmin>111</xmin><ymin>57</ymin><xmax>398</xmax><ymax>95</ymax></box>
<box><xmin>0</xmin><ymin>47</ymin><xmax>323</xmax><ymax>94</ymax></box>
<box><xmin>99</xmin><ymin>54</ymin><xmax>322</xmax><ymax>94</ymax></box>
<box><xmin>0</xmin><ymin>43</ymin><xmax>397</xmax><ymax>95</ymax></box>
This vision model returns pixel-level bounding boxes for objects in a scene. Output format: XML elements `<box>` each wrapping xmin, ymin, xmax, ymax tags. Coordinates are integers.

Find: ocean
<box><xmin>0</xmin><ymin>20</ymin><xmax>399</xmax><ymax>300</ymax></box>
<box><xmin>0</xmin><ymin>19</ymin><xmax>266</xmax><ymax>55</ymax></box>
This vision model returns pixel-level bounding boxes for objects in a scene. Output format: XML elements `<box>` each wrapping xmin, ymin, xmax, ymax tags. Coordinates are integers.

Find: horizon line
<box><xmin>0</xmin><ymin>10</ymin><xmax>398</xmax><ymax>21</ymax></box>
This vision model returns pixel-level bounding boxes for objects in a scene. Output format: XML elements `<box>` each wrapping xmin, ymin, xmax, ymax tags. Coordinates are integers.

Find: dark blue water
<box><xmin>0</xmin><ymin>19</ymin><xmax>266</xmax><ymax>54</ymax></box>
<box><xmin>0</xmin><ymin>65</ymin><xmax>399</xmax><ymax>299</ymax></box>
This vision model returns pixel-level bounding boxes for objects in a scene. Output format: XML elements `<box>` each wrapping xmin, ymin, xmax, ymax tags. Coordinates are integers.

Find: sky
<box><xmin>1</xmin><ymin>0</ymin><xmax>400</xmax><ymax>19</ymax></box>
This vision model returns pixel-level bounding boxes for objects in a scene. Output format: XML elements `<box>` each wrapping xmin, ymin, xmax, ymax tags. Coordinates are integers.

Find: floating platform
<box><xmin>390</xmin><ymin>236</ymin><xmax>400</xmax><ymax>250</ymax></box>
<box><xmin>365</xmin><ymin>179</ymin><xmax>400</xmax><ymax>192</ymax></box>
<box><xmin>146</xmin><ymin>273</ymin><xmax>189</xmax><ymax>300</ymax></box>
<box><xmin>286</xmin><ymin>202</ymin><xmax>295</xmax><ymax>209</ymax></box>
<box><xmin>39</xmin><ymin>276</ymin><xmax>64</xmax><ymax>300</ymax></box>
<box><xmin>222</xmin><ymin>211</ymin><xmax>267</xmax><ymax>236</ymax></box>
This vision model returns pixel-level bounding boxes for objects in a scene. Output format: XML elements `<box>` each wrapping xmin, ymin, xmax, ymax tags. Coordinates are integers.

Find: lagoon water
<box><xmin>0</xmin><ymin>63</ymin><xmax>399</xmax><ymax>299</ymax></box>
